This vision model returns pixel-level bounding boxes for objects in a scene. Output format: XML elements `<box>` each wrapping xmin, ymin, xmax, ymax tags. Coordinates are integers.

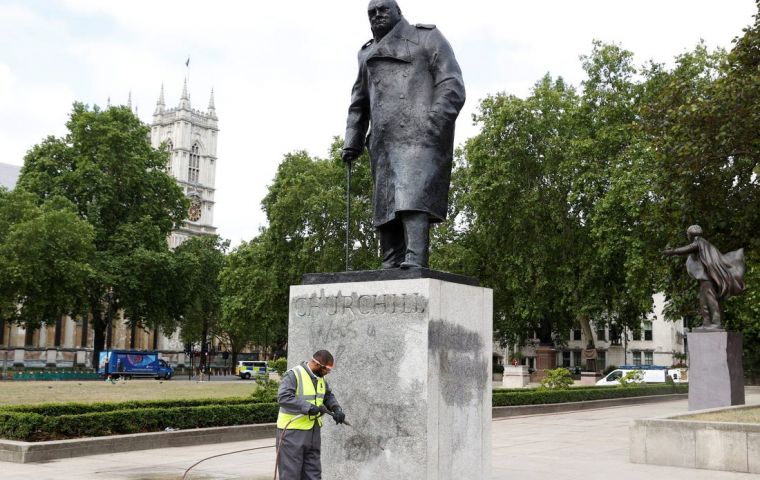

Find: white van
<box><xmin>596</xmin><ymin>366</ymin><xmax>687</xmax><ymax>386</ymax></box>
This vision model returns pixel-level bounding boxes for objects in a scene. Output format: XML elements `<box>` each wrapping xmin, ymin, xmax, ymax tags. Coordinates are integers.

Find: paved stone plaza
<box><xmin>1</xmin><ymin>388</ymin><xmax>758</xmax><ymax>479</ymax></box>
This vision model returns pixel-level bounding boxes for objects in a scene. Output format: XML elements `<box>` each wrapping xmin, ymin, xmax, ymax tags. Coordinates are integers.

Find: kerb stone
<box><xmin>289</xmin><ymin>277</ymin><xmax>493</xmax><ymax>480</ymax></box>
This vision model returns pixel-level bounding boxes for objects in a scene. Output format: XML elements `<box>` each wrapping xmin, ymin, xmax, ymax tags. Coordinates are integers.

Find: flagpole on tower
<box><xmin>185</xmin><ymin>56</ymin><xmax>190</xmax><ymax>86</ymax></box>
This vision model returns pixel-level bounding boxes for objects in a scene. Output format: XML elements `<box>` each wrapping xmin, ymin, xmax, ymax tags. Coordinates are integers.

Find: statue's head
<box><xmin>368</xmin><ymin>0</ymin><xmax>402</xmax><ymax>40</ymax></box>
<box><xmin>687</xmin><ymin>224</ymin><xmax>703</xmax><ymax>241</ymax></box>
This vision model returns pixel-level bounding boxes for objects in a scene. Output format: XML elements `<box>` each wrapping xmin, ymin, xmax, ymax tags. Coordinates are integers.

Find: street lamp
<box><xmin>105</xmin><ymin>288</ymin><xmax>114</xmax><ymax>377</ymax></box>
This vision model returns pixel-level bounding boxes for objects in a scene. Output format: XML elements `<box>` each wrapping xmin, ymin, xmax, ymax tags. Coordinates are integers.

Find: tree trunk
<box><xmin>54</xmin><ymin>316</ymin><xmax>63</xmax><ymax>347</ymax></box>
<box><xmin>152</xmin><ymin>327</ymin><xmax>159</xmax><ymax>350</ymax></box>
<box><xmin>538</xmin><ymin>317</ymin><xmax>553</xmax><ymax>345</ymax></box>
<box><xmin>200</xmin><ymin>317</ymin><xmax>209</xmax><ymax>373</ymax></box>
<box><xmin>579</xmin><ymin>315</ymin><xmax>595</xmax><ymax>349</ymax></box>
<box><xmin>81</xmin><ymin>315</ymin><xmax>89</xmax><ymax>348</ymax></box>
<box><xmin>91</xmin><ymin>303</ymin><xmax>104</xmax><ymax>369</ymax></box>
<box><xmin>24</xmin><ymin>327</ymin><xmax>35</xmax><ymax>346</ymax></box>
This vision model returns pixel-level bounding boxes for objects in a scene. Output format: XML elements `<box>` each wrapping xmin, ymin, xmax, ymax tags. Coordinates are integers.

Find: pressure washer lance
<box><xmin>323</xmin><ymin>409</ymin><xmax>386</xmax><ymax>453</ymax></box>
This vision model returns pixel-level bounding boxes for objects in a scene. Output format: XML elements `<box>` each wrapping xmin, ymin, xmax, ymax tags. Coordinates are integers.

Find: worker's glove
<box><xmin>307</xmin><ymin>405</ymin><xmax>321</xmax><ymax>417</ymax></box>
<box><xmin>332</xmin><ymin>408</ymin><xmax>346</xmax><ymax>425</ymax></box>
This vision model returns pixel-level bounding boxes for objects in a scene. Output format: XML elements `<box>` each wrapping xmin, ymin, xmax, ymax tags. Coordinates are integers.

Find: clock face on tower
<box><xmin>188</xmin><ymin>198</ymin><xmax>202</xmax><ymax>222</ymax></box>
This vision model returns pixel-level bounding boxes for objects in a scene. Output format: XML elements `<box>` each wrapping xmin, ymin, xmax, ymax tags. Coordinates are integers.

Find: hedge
<box><xmin>0</xmin><ymin>385</ymin><xmax>688</xmax><ymax>442</ymax></box>
<box><xmin>0</xmin><ymin>403</ymin><xmax>279</xmax><ymax>442</ymax></box>
<box><xmin>0</xmin><ymin>397</ymin><xmax>253</xmax><ymax>416</ymax></box>
<box><xmin>492</xmin><ymin>384</ymin><xmax>688</xmax><ymax>407</ymax></box>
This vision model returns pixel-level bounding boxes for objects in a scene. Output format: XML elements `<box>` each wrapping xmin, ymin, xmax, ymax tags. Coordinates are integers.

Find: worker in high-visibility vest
<box><xmin>276</xmin><ymin>350</ymin><xmax>345</xmax><ymax>479</ymax></box>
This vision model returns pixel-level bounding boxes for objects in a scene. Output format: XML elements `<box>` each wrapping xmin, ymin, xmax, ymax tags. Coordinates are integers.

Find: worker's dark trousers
<box><xmin>276</xmin><ymin>427</ymin><xmax>321</xmax><ymax>480</ymax></box>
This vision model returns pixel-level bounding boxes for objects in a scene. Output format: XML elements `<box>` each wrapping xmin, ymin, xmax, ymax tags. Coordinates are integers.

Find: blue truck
<box><xmin>98</xmin><ymin>350</ymin><xmax>174</xmax><ymax>380</ymax></box>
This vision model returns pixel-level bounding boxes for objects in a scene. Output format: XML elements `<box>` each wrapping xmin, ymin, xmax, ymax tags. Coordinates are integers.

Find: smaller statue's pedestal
<box><xmin>502</xmin><ymin>365</ymin><xmax>529</xmax><ymax>388</ymax></box>
<box><xmin>687</xmin><ymin>330</ymin><xmax>744</xmax><ymax>411</ymax></box>
<box><xmin>580</xmin><ymin>372</ymin><xmax>601</xmax><ymax>386</ymax></box>
<box><xmin>291</xmin><ymin>269</ymin><xmax>493</xmax><ymax>480</ymax></box>
<box><xmin>532</xmin><ymin>345</ymin><xmax>557</xmax><ymax>382</ymax></box>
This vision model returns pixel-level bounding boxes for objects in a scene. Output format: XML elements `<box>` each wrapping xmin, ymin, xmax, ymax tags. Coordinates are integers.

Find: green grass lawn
<box><xmin>680</xmin><ymin>407</ymin><xmax>760</xmax><ymax>424</ymax></box>
<box><xmin>0</xmin><ymin>380</ymin><xmax>258</xmax><ymax>406</ymax></box>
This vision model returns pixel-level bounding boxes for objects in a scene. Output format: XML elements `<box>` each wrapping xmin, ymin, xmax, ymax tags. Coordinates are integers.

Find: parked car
<box><xmin>236</xmin><ymin>360</ymin><xmax>268</xmax><ymax>380</ymax></box>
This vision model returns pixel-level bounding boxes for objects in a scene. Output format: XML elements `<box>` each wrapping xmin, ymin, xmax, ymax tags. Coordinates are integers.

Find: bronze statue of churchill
<box><xmin>342</xmin><ymin>0</ymin><xmax>465</xmax><ymax>269</ymax></box>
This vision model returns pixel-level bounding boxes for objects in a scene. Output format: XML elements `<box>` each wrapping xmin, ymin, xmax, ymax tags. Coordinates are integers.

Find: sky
<box><xmin>0</xmin><ymin>0</ymin><xmax>757</xmax><ymax>246</ymax></box>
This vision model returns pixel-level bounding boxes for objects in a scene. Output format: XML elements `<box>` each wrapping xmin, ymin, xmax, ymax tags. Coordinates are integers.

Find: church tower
<box><xmin>150</xmin><ymin>80</ymin><xmax>218</xmax><ymax>248</ymax></box>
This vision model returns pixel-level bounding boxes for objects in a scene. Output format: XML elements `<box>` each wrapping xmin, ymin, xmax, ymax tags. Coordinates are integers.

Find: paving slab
<box><xmin>1</xmin><ymin>388</ymin><xmax>758</xmax><ymax>479</ymax></box>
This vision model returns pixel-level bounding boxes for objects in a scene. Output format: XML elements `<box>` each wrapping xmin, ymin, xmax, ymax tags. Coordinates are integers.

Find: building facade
<box><xmin>496</xmin><ymin>293</ymin><xmax>687</xmax><ymax>372</ymax></box>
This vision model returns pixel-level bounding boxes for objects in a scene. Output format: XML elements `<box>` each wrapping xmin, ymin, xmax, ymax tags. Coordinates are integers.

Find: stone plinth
<box><xmin>45</xmin><ymin>349</ymin><xmax>57</xmax><ymax>367</ymax></box>
<box><xmin>13</xmin><ymin>349</ymin><xmax>24</xmax><ymax>367</ymax></box>
<box><xmin>535</xmin><ymin>346</ymin><xmax>556</xmax><ymax>371</ymax></box>
<box><xmin>75</xmin><ymin>351</ymin><xmax>87</xmax><ymax>367</ymax></box>
<box><xmin>502</xmin><ymin>365</ymin><xmax>529</xmax><ymax>388</ymax></box>
<box><xmin>579</xmin><ymin>372</ymin><xmax>601</xmax><ymax>386</ymax></box>
<box><xmin>290</xmin><ymin>271</ymin><xmax>492</xmax><ymax>480</ymax></box>
<box><xmin>687</xmin><ymin>330</ymin><xmax>744</xmax><ymax>411</ymax></box>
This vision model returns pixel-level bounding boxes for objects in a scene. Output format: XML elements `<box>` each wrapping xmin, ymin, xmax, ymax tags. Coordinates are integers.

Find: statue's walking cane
<box><xmin>345</xmin><ymin>161</ymin><xmax>352</xmax><ymax>271</ymax></box>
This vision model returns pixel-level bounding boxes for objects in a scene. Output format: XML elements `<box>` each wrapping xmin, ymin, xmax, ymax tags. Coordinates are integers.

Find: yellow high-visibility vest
<box><xmin>276</xmin><ymin>365</ymin><xmax>326</xmax><ymax>430</ymax></box>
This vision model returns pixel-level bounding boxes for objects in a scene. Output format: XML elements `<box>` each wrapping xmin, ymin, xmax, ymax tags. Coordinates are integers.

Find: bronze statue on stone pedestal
<box><xmin>663</xmin><ymin>225</ymin><xmax>746</xmax><ymax>330</ymax></box>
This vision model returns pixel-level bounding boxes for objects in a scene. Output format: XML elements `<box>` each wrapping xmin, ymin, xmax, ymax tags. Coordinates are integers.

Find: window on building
<box><xmin>644</xmin><ymin>351</ymin><xmax>653</xmax><ymax>365</ymax></box>
<box><xmin>632</xmin><ymin>324</ymin><xmax>642</xmax><ymax>341</ymax></box>
<box><xmin>562</xmin><ymin>351</ymin><xmax>571</xmax><ymax>367</ymax></box>
<box><xmin>572</xmin><ymin>328</ymin><xmax>582</xmax><ymax>341</ymax></box>
<box><xmin>572</xmin><ymin>350</ymin><xmax>581</xmax><ymax>368</ymax></box>
<box><xmin>166</xmin><ymin>140</ymin><xmax>173</xmax><ymax>174</ymax></box>
<box><xmin>643</xmin><ymin>321</ymin><xmax>653</xmax><ymax>341</ymax></box>
<box><xmin>598</xmin><ymin>351</ymin><xmax>606</xmax><ymax>371</ymax></box>
<box><xmin>188</xmin><ymin>143</ymin><xmax>200</xmax><ymax>183</ymax></box>
<box><xmin>632</xmin><ymin>351</ymin><xmax>641</xmax><ymax>366</ymax></box>
<box><xmin>596</xmin><ymin>326</ymin><xmax>606</xmax><ymax>342</ymax></box>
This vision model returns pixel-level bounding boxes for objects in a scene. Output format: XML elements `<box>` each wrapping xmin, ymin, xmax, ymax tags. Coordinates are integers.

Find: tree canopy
<box><xmin>17</xmin><ymin>103</ymin><xmax>187</xmax><ymax>365</ymax></box>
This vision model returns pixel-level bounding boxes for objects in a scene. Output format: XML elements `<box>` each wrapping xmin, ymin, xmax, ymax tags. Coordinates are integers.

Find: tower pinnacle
<box><xmin>179</xmin><ymin>78</ymin><xmax>191</xmax><ymax>109</ymax></box>
<box><xmin>155</xmin><ymin>84</ymin><xmax>166</xmax><ymax>114</ymax></box>
<box><xmin>208</xmin><ymin>88</ymin><xmax>216</xmax><ymax>113</ymax></box>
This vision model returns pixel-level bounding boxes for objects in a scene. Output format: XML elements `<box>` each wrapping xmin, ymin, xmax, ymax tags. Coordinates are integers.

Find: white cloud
<box><xmin>0</xmin><ymin>64</ymin><xmax>13</xmax><ymax>109</ymax></box>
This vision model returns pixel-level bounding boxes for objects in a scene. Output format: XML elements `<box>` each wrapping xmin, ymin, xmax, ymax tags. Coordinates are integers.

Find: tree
<box><xmin>0</xmin><ymin>190</ymin><xmax>95</xmax><ymax>338</ymax></box>
<box><xmin>17</xmin><ymin>103</ymin><xmax>187</xmax><ymax>366</ymax></box>
<box><xmin>457</xmin><ymin>76</ymin><xmax>581</xmax><ymax>346</ymax></box>
<box><xmin>219</xmin><ymin>236</ymin><xmax>278</xmax><ymax>365</ymax></box>
<box><xmin>454</xmin><ymin>42</ymin><xmax>663</xmax><ymax>351</ymax></box>
<box><xmin>174</xmin><ymin>235</ymin><xmax>228</xmax><ymax>371</ymax></box>
<box><xmin>253</xmin><ymin>140</ymin><xmax>377</xmax><ymax>353</ymax></box>
<box><xmin>638</xmin><ymin>8</ymin><xmax>760</xmax><ymax>377</ymax></box>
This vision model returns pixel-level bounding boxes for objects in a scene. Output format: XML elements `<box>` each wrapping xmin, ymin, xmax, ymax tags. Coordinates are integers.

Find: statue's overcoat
<box><xmin>344</xmin><ymin>18</ymin><xmax>465</xmax><ymax>227</ymax></box>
